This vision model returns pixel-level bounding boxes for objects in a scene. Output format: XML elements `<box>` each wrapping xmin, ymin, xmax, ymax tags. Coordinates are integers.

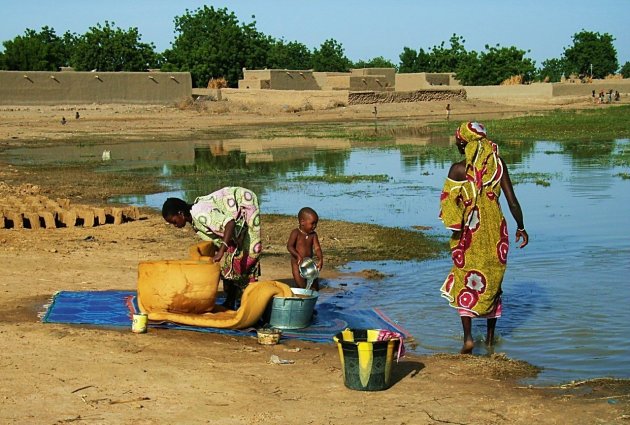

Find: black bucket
<box><xmin>333</xmin><ymin>329</ymin><xmax>401</xmax><ymax>391</ymax></box>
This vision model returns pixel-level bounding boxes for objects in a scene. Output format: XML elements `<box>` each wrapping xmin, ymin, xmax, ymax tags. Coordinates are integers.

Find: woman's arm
<box><xmin>499</xmin><ymin>158</ymin><xmax>529</xmax><ymax>248</ymax></box>
<box><xmin>213</xmin><ymin>219</ymin><xmax>235</xmax><ymax>262</ymax></box>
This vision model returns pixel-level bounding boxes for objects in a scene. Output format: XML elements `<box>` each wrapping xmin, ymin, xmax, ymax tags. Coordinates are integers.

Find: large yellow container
<box><xmin>137</xmin><ymin>259</ymin><xmax>221</xmax><ymax>314</ymax></box>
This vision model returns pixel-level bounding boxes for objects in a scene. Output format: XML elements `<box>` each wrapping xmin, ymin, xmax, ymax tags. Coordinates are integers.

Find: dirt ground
<box><xmin>1</xmin><ymin>96</ymin><xmax>629</xmax><ymax>424</ymax></box>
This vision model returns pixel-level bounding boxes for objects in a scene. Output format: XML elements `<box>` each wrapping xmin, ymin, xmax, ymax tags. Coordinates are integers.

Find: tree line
<box><xmin>1</xmin><ymin>6</ymin><xmax>628</xmax><ymax>88</ymax></box>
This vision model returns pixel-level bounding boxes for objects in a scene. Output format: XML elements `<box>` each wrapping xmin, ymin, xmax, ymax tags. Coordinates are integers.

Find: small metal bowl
<box><xmin>299</xmin><ymin>257</ymin><xmax>319</xmax><ymax>281</ymax></box>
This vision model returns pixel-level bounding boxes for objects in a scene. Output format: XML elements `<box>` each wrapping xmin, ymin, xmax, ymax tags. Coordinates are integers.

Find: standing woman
<box><xmin>162</xmin><ymin>187</ymin><xmax>263</xmax><ymax>310</ymax></box>
<box><xmin>439</xmin><ymin>122</ymin><xmax>529</xmax><ymax>354</ymax></box>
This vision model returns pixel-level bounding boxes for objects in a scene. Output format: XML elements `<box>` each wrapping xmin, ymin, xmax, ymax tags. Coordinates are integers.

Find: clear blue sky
<box><xmin>1</xmin><ymin>0</ymin><xmax>629</xmax><ymax>67</ymax></box>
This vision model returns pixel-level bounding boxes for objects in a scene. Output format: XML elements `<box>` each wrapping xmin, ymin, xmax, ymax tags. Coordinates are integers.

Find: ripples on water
<box><xmin>73</xmin><ymin>137</ymin><xmax>630</xmax><ymax>385</ymax></box>
<box><xmin>264</xmin><ymin>139</ymin><xmax>630</xmax><ymax>385</ymax></box>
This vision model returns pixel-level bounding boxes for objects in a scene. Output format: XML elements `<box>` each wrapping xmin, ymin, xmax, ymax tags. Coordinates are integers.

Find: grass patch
<box><xmin>293</xmin><ymin>174</ymin><xmax>391</xmax><ymax>184</ymax></box>
<box><xmin>262</xmin><ymin>214</ymin><xmax>445</xmax><ymax>266</ymax></box>
<box><xmin>427</xmin><ymin>105</ymin><xmax>630</xmax><ymax>145</ymax></box>
<box><xmin>255</xmin><ymin>123</ymin><xmax>364</xmax><ymax>140</ymax></box>
<box><xmin>510</xmin><ymin>172</ymin><xmax>556</xmax><ymax>186</ymax></box>
<box><xmin>617</xmin><ymin>172</ymin><xmax>630</xmax><ymax>180</ymax></box>
<box><xmin>613</xmin><ymin>146</ymin><xmax>630</xmax><ymax>167</ymax></box>
<box><xmin>478</xmin><ymin>105</ymin><xmax>630</xmax><ymax>142</ymax></box>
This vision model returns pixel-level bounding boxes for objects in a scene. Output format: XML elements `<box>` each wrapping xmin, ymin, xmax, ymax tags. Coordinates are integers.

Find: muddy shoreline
<box><xmin>1</xmin><ymin>98</ymin><xmax>629</xmax><ymax>424</ymax></box>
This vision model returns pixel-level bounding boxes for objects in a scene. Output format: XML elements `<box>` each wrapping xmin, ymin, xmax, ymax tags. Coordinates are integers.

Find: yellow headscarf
<box><xmin>455</xmin><ymin>122</ymin><xmax>501</xmax><ymax>192</ymax></box>
<box><xmin>440</xmin><ymin>122</ymin><xmax>503</xmax><ymax>231</ymax></box>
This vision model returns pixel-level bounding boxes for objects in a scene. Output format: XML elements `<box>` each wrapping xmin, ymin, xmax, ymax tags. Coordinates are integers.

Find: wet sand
<box><xmin>1</xmin><ymin>97</ymin><xmax>628</xmax><ymax>424</ymax></box>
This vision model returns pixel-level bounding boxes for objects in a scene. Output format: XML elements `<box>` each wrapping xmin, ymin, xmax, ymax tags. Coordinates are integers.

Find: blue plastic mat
<box><xmin>40</xmin><ymin>290</ymin><xmax>409</xmax><ymax>343</ymax></box>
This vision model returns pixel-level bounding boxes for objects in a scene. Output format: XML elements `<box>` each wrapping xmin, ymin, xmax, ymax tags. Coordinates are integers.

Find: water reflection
<box><xmin>4</xmin><ymin>131</ymin><xmax>630</xmax><ymax>385</ymax></box>
<box><xmin>161</xmin><ymin>138</ymin><xmax>353</xmax><ymax>201</ymax></box>
<box><xmin>136</xmin><ymin>136</ymin><xmax>630</xmax><ymax>385</ymax></box>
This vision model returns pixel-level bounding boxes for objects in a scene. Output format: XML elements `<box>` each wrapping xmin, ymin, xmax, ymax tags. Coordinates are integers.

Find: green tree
<box><xmin>162</xmin><ymin>6</ymin><xmax>271</xmax><ymax>87</ymax></box>
<box><xmin>562</xmin><ymin>30</ymin><xmax>618</xmax><ymax>78</ymax></box>
<box><xmin>620</xmin><ymin>61</ymin><xmax>630</xmax><ymax>78</ymax></box>
<box><xmin>457</xmin><ymin>45</ymin><xmax>534</xmax><ymax>86</ymax></box>
<box><xmin>353</xmin><ymin>56</ymin><xmax>397</xmax><ymax>70</ymax></box>
<box><xmin>267</xmin><ymin>39</ymin><xmax>312</xmax><ymax>70</ymax></box>
<box><xmin>399</xmin><ymin>35</ymin><xmax>475</xmax><ymax>74</ymax></box>
<box><xmin>69</xmin><ymin>21</ymin><xmax>159</xmax><ymax>72</ymax></box>
<box><xmin>398</xmin><ymin>47</ymin><xmax>419</xmax><ymax>73</ymax></box>
<box><xmin>399</xmin><ymin>47</ymin><xmax>436</xmax><ymax>73</ymax></box>
<box><xmin>427</xmin><ymin>34</ymin><xmax>472</xmax><ymax>73</ymax></box>
<box><xmin>311</xmin><ymin>39</ymin><xmax>351</xmax><ymax>72</ymax></box>
<box><xmin>0</xmin><ymin>26</ymin><xmax>71</xmax><ymax>71</ymax></box>
<box><xmin>537</xmin><ymin>58</ymin><xmax>566</xmax><ymax>82</ymax></box>
<box><xmin>415</xmin><ymin>48</ymin><xmax>432</xmax><ymax>72</ymax></box>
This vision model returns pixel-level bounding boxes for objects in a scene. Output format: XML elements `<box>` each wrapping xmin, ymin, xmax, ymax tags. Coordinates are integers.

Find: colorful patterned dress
<box><xmin>439</xmin><ymin>125</ymin><xmax>509</xmax><ymax>317</ymax></box>
<box><xmin>190</xmin><ymin>187</ymin><xmax>262</xmax><ymax>288</ymax></box>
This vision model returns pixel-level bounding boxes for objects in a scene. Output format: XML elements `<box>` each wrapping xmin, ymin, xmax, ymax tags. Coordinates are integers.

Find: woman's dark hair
<box><xmin>162</xmin><ymin>197</ymin><xmax>191</xmax><ymax>219</ymax></box>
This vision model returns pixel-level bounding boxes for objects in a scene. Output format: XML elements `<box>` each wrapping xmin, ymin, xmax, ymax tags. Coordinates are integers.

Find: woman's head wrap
<box><xmin>455</xmin><ymin>121</ymin><xmax>487</xmax><ymax>145</ymax></box>
<box><xmin>456</xmin><ymin>122</ymin><xmax>501</xmax><ymax>191</ymax></box>
<box><xmin>440</xmin><ymin>122</ymin><xmax>502</xmax><ymax>232</ymax></box>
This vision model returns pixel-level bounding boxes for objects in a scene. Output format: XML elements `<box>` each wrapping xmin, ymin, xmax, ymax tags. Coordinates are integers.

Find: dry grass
<box><xmin>501</xmin><ymin>75</ymin><xmax>524</xmax><ymax>85</ymax></box>
<box><xmin>207</xmin><ymin>77</ymin><xmax>229</xmax><ymax>89</ymax></box>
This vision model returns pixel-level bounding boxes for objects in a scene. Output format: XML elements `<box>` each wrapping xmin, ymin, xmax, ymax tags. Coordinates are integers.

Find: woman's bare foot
<box><xmin>460</xmin><ymin>339</ymin><xmax>474</xmax><ymax>354</ymax></box>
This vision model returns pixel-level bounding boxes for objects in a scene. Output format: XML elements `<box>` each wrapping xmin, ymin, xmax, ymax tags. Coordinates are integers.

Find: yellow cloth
<box><xmin>439</xmin><ymin>122</ymin><xmax>508</xmax><ymax>316</ymax></box>
<box><xmin>137</xmin><ymin>259</ymin><xmax>221</xmax><ymax>315</ymax></box>
<box><xmin>145</xmin><ymin>280</ymin><xmax>294</xmax><ymax>329</ymax></box>
<box><xmin>138</xmin><ymin>241</ymin><xmax>294</xmax><ymax>329</ymax></box>
<box><xmin>188</xmin><ymin>241</ymin><xmax>216</xmax><ymax>262</ymax></box>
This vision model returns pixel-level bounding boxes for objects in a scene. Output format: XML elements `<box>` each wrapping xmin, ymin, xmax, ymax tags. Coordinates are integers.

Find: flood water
<box><xmin>6</xmin><ymin>132</ymin><xmax>629</xmax><ymax>385</ymax></box>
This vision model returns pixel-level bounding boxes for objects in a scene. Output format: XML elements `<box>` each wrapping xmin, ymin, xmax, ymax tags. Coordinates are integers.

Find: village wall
<box><xmin>464</xmin><ymin>80</ymin><xmax>630</xmax><ymax>101</ymax></box>
<box><xmin>2</xmin><ymin>68</ymin><xmax>628</xmax><ymax>107</ymax></box>
<box><xmin>219</xmin><ymin>88</ymin><xmax>349</xmax><ymax>109</ymax></box>
<box><xmin>239</xmin><ymin>70</ymin><xmax>320</xmax><ymax>90</ymax></box>
<box><xmin>351</xmin><ymin>68</ymin><xmax>396</xmax><ymax>88</ymax></box>
<box><xmin>325</xmin><ymin>75</ymin><xmax>391</xmax><ymax>91</ymax></box>
<box><xmin>0</xmin><ymin>71</ymin><xmax>192</xmax><ymax>105</ymax></box>
<box><xmin>395</xmin><ymin>72</ymin><xmax>460</xmax><ymax>91</ymax></box>
<box><xmin>313</xmin><ymin>72</ymin><xmax>348</xmax><ymax>90</ymax></box>
<box><xmin>348</xmin><ymin>89</ymin><xmax>466</xmax><ymax>105</ymax></box>
<box><xmin>551</xmin><ymin>80</ymin><xmax>630</xmax><ymax>97</ymax></box>
<box><xmin>464</xmin><ymin>83</ymin><xmax>554</xmax><ymax>100</ymax></box>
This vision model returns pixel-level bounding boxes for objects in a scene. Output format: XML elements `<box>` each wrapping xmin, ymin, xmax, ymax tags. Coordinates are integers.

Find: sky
<box><xmin>1</xmin><ymin>0</ymin><xmax>629</xmax><ymax>67</ymax></box>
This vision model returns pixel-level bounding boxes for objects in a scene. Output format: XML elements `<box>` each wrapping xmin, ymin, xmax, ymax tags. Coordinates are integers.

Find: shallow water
<box><xmin>259</xmin><ymin>138</ymin><xmax>630</xmax><ymax>385</ymax></box>
<box><xmin>6</xmin><ymin>134</ymin><xmax>630</xmax><ymax>385</ymax></box>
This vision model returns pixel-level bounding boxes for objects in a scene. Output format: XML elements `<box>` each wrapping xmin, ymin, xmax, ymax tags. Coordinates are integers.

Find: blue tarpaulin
<box><xmin>41</xmin><ymin>290</ymin><xmax>409</xmax><ymax>343</ymax></box>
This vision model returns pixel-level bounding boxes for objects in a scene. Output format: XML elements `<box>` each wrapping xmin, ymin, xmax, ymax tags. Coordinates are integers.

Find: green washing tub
<box><xmin>266</xmin><ymin>288</ymin><xmax>318</xmax><ymax>329</ymax></box>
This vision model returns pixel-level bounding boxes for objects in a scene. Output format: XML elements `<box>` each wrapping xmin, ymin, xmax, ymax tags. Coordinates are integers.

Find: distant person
<box><xmin>446</xmin><ymin>103</ymin><xmax>451</xmax><ymax>120</ymax></box>
<box><xmin>75</xmin><ymin>112</ymin><xmax>80</xmax><ymax>119</ymax></box>
<box><xmin>61</xmin><ymin>117</ymin><xmax>66</xmax><ymax>125</ymax></box>
<box><xmin>439</xmin><ymin>122</ymin><xmax>529</xmax><ymax>354</ymax></box>
<box><xmin>287</xmin><ymin>207</ymin><xmax>323</xmax><ymax>290</ymax></box>
<box><xmin>162</xmin><ymin>187</ymin><xmax>262</xmax><ymax>309</ymax></box>
<box><xmin>615</xmin><ymin>91</ymin><xmax>620</xmax><ymax>101</ymax></box>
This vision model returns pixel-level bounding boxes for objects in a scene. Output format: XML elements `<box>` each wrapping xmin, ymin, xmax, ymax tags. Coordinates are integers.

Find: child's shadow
<box><xmin>389</xmin><ymin>360</ymin><xmax>425</xmax><ymax>386</ymax></box>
